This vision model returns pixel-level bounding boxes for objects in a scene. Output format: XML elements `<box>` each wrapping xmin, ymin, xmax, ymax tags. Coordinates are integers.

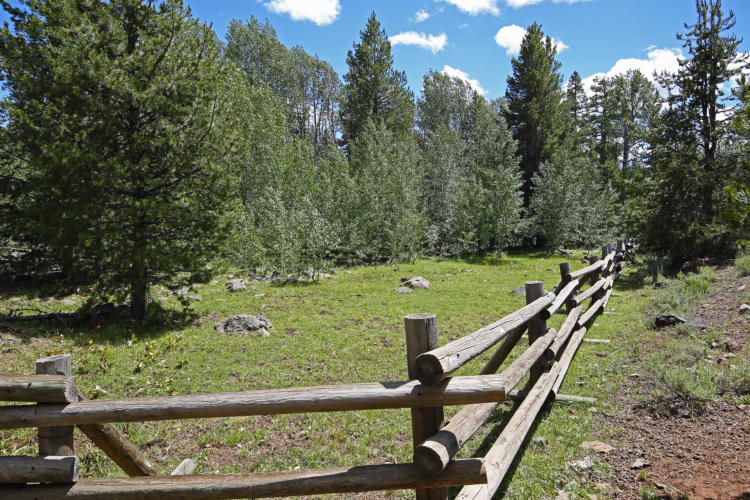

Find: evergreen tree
<box><xmin>0</xmin><ymin>0</ymin><xmax>254</xmax><ymax>320</ymax></box>
<box><xmin>564</xmin><ymin>71</ymin><xmax>589</xmax><ymax>152</ymax></box>
<box><xmin>633</xmin><ymin>0</ymin><xmax>747</xmax><ymax>264</ymax></box>
<box><xmin>612</xmin><ymin>70</ymin><xmax>661</xmax><ymax>172</ymax></box>
<box><xmin>340</xmin><ymin>12</ymin><xmax>415</xmax><ymax>151</ymax></box>
<box><xmin>505</xmin><ymin>22</ymin><xmax>567</xmax><ymax>204</ymax></box>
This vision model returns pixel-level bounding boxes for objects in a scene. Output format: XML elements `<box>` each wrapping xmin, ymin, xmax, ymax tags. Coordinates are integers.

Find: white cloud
<box><xmin>437</xmin><ymin>0</ymin><xmax>500</xmax><ymax>16</ymax></box>
<box><xmin>506</xmin><ymin>0</ymin><xmax>543</xmax><ymax>7</ymax></box>
<box><xmin>581</xmin><ymin>47</ymin><xmax>683</xmax><ymax>96</ymax></box>
<box><xmin>442</xmin><ymin>65</ymin><xmax>487</xmax><ymax>95</ymax></box>
<box><xmin>264</xmin><ymin>0</ymin><xmax>340</xmax><ymax>26</ymax></box>
<box><xmin>414</xmin><ymin>9</ymin><xmax>430</xmax><ymax>22</ymax></box>
<box><xmin>494</xmin><ymin>25</ymin><xmax>567</xmax><ymax>55</ymax></box>
<box><xmin>390</xmin><ymin>32</ymin><xmax>447</xmax><ymax>54</ymax></box>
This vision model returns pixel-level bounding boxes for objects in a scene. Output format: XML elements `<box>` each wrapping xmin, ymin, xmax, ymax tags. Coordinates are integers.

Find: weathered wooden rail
<box><xmin>0</xmin><ymin>242</ymin><xmax>626</xmax><ymax>499</ymax></box>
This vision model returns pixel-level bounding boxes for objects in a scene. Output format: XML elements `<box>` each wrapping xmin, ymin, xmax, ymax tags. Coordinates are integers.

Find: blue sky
<box><xmin>2</xmin><ymin>0</ymin><xmax>749</xmax><ymax>99</ymax></box>
<box><xmin>181</xmin><ymin>0</ymin><xmax>750</xmax><ymax>99</ymax></box>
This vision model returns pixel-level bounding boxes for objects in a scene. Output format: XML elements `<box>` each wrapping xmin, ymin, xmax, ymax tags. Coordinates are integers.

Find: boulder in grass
<box><xmin>654</xmin><ymin>313</ymin><xmax>686</xmax><ymax>329</ymax></box>
<box><xmin>225</xmin><ymin>278</ymin><xmax>247</xmax><ymax>292</ymax></box>
<box><xmin>215</xmin><ymin>315</ymin><xmax>272</xmax><ymax>336</ymax></box>
<box><xmin>400</xmin><ymin>277</ymin><xmax>430</xmax><ymax>289</ymax></box>
<box><xmin>394</xmin><ymin>286</ymin><xmax>412</xmax><ymax>294</ymax></box>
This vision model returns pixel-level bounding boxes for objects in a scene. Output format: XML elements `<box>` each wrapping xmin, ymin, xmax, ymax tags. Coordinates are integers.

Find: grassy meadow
<box><xmin>0</xmin><ymin>251</ymin><xmax>658</xmax><ymax>498</ymax></box>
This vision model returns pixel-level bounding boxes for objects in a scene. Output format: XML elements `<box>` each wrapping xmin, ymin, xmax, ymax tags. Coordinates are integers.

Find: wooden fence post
<box><xmin>405</xmin><ymin>313</ymin><xmax>446</xmax><ymax>500</ymax></box>
<box><xmin>525</xmin><ymin>281</ymin><xmax>546</xmax><ymax>383</ymax></box>
<box><xmin>559</xmin><ymin>263</ymin><xmax>573</xmax><ymax>311</ymax></box>
<box><xmin>36</xmin><ymin>354</ymin><xmax>75</xmax><ymax>457</ymax></box>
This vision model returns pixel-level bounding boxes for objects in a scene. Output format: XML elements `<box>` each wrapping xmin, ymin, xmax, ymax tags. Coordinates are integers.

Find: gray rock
<box><xmin>654</xmin><ymin>313</ymin><xmax>686</xmax><ymax>329</ymax></box>
<box><xmin>740</xmin><ymin>303</ymin><xmax>750</xmax><ymax>314</ymax></box>
<box><xmin>225</xmin><ymin>279</ymin><xmax>247</xmax><ymax>292</ymax></box>
<box><xmin>568</xmin><ymin>456</ymin><xmax>594</xmax><ymax>472</ymax></box>
<box><xmin>401</xmin><ymin>276</ymin><xmax>430</xmax><ymax>289</ymax></box>
<box><xmin>62</xmin><ymin>298</ymin><xmax>76</xmax><ymax>306</ymax></box>
<box><xmin>510</xmin><ymin>286</ymin><xmax>525</xmax><ymax>296</ymax></box>
<box><xmin>687</xmin><ymin>316</ymin><xmax>708</xmax><ymax>331</ymax></box>
<box><xmin>394</xmin><ymin>286</ymin><xmax>413</xmax><ymax>294</ymax></box>
<box><xmin>186</xmin><ymin>295</ymin><xmax>202</xmax><ymax>302</ymax></box>
<box><xmin>215</xmin><ymin>315</ymin><xmax>272</xmax><ymax>335</ymax></box>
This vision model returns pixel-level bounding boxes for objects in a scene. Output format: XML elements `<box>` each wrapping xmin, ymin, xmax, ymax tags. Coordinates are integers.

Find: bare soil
<box><xmin>596</xmin><ymin>267</ymin><xmax>750</xmax><ymax>500</ymax></box>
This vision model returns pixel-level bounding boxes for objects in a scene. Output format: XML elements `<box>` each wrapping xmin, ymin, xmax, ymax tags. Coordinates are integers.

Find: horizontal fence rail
<box><xmin>0</xmin><ymin>375</ymin><xmax>506</xmax><ymax>429</ymax></box>
<box><xmin>0</xmin><ymin>241</ymin><xmax>630</xmax><ymax>499</ymax></box>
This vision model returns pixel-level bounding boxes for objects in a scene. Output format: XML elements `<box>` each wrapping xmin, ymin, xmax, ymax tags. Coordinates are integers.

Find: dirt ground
<box><xmin>596</xmin><ymin>267</ymin><xmax>750</xmax><ymax>500</ymax></box>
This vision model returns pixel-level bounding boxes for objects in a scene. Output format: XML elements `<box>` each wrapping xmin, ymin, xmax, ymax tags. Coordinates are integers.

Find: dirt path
<box><xmin>596</xmin><ymin>267</ymin><xmax>750</xmax><ymax>500</ymax></box>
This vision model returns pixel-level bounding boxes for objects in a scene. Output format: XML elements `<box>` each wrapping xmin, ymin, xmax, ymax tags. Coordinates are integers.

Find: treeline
<box><xmin>0</xmin><ymin>0</ymin><xmax>748</xmax><ymax>320</ymax></box>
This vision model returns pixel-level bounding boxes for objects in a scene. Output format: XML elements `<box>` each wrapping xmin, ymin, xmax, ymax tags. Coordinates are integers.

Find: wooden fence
<box><xmin>0</xmin><ymin>242</ymin><xmax>626</xmax><ymax>499</ymax></box>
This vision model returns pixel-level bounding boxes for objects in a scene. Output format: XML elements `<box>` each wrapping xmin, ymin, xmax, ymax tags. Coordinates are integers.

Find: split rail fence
<box><xmin>0</xmin><ymin>242</ymin><xmax>627</xmax><ymax>499</ymax></box>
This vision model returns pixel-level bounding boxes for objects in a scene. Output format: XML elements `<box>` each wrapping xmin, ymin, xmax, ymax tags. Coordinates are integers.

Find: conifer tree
<box><xmin>340</xmin><ymin>12</ymin><xmax>415</xmax><ymax>151</ymax></box>
<box><xmin>505</xmin><ymin>22</ymin><xmax>566</xmax><ymax>204</ymax></box>
<box><xmin>0</xmin><ymin>0</ymin><xmax>254</xmax><ymax>320</ymax></box>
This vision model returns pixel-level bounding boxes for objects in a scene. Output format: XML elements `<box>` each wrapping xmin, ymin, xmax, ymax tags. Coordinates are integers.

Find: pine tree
<box><xmin>564</xmin><ymin>71</ymin><xmax>589</xmax><ymax>152</ymax></box>
<box><xmin>340</xmin><ymin>12</ymin><xmax>415</xmax><ymax>151</ymax></box>
<box><xmin>633</xmin><ymin>0</ymin><xmax>748</xmax><ymax>264</ymax></box>
<box><xmin>612</xmin><ymin>70</ymin><xmax>660</xmax><ymax>171</ymax></box>
<box><xmin>505</xmin><ymin>22</ymin><xmax>566</xmax><ymax>204</ymax></box>
<box><xmin>0</xmin><ymin>0</ymin><xmax>254</xmax><ymax>320</ymax></box>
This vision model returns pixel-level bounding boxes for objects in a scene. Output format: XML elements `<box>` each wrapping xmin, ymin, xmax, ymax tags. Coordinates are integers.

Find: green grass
<box><xmin>736</xmin><ymin>254</ymin><xmax>750</xmax><ymax>276</ymax></box>
<box><xmin>0</xmin><ymin>250</ymin><xmax>657</xmax><ymax>498</ymax></box>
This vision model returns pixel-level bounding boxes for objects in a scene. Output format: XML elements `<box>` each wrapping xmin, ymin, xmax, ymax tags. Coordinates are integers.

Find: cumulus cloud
<box><xmin>442</xmin><ymin>65</ymin><xmax>487</xmax><ymax>95</ymax></box>
<box><xmin>494</xmin><ymin>25</ymin><xmax>567</xmax><ymax>55</ymax></box>
<box><xmin>390</xmin><ymin>32</ymin><xmax>448</xmax><ymax>54</ymax></box>
<box><xmin>581</xmin><ymin>47</ymin><xmax>683</xmax><ymax>96</ymax></box>
<box><xmin>506</xmin><ymin>0</ymin><xmax>543</xmax><ymax>7</ymax></box>
<box><xmin>414</xmin><ymin>9</ymin><xmax>430</xmax><ymax>22</ymax></box>
<box><xmin>437</xmin><ymin>0</ymin><xmax>501</xmax><ymax>16</ymax></box>
<box><xmin>264</xmin><ymin>0</ymin><xmax>340</xmax><ymax>26</ymax></box>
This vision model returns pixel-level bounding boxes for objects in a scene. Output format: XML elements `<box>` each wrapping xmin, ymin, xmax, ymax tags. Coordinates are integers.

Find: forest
<box><xmin>0</xmin><ymin>0</ymin><xmax>748</xmax><ymax>320</ymax></box>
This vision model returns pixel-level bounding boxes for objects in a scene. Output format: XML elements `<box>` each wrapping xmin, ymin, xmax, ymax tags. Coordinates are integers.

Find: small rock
<box><xmin>531</xmin><ymin>437</ymin><xmax>549</xmax><ymax>448</ymax></box>
<box><xmin>628</xmin><ymin>373</ymin><xmax>640</xmax><ymax>379</ymax></box>
<box><xmin>596</xmin><ymin>352</ymin><xmax>608</xmax><ymax>357</ymax></box>
<box><xmin>225</xmin><ymin>279</ymin><xmax>247</xmax><ymax>292</ymax></box>
<box><xmin>630</xmin><ymin>458</ymin><xmax>649</xmax><ymax>469</ymax></box>
<box><xmin>740</xmin><ymin>303</ymin><xmax>750</xmax><ymax>314</ymax></box>
<box><xmin>255</xmin><ymin>293</ymin><xmax>266</xmax><ymax>298</ymax></box>
<box><xmin>655</xmin><ymin>482</ymin><xmax>667</xmax><ymax>490</ymax></box>
<box><xmin>214</xmin><ymin>315</ymin><xmax>272</xmax><ymax>335</ymax></box>
<box><xmin>556</xmin><ymin>491</ymin><xmax>570</xmax><ymax>500</ymax></box>
<box><xmin>61</xmin><ymin>298</ymin><xmax>76</xmax><ymax>306</ymax></box>
<box><xmin>10</xmin><ymin>298</ymin><xmax>20</xmax><ymax>303</ymax></box>
<box><xmin>580</xmin><ymin>441</ymin><xmax>614</xmax><ymax>454</ymax></box>
<box><xmin>400</xmin><ymin>276</ymin><xmax>430</xmax><ymax>289</ymax></box>
<box><xmin>394</xmin><ymin>287</ymin><xmax>413</xmax><ymax>294</ymax></box>
<box><xmin>172</xmin><ymin>286</ymin><xmax>191</xmax><ymax>297</ymax></box>
<box><xmin>654</xmin><ymin>313</ymin><xmax>686</xmax><ymax>329</ymax></box>
<box><xmin>725</xmin><ymin>340</ymin><xmax>742</xmax><ymax>352</ymax></box>
<box><xmin>737</xmin><ymin>284</ymin><xmax>746</xmax><ymax>291</ymax></box>
<box><xmin>568</xmin><ymin>456</ymin><xmax>594</xmax><ymax>471</ymax></box>
<box><xmin>510</xmin><ymin>286</ymin><xmax>525</xmax><ymax>296</ymax></box>
<box><xmin>687</xmin><ymin>316</ymin><xmax>708</xmax><ymax>331</ymax></box>
<box><xmin>186</xmin><ymin>295</ymin><xmax>202</xmax><ymax>302</ymax></box>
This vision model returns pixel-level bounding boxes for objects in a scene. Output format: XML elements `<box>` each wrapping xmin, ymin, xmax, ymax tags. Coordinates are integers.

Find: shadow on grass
<box><xmin>1</xmin><ymin>302</ymin><xmax>196</xmax><ymax>346</ymax></box>
<box><xmin>447</xmin><ymin>399</ymin><xmax>549</xmax><ymax>499</ymax></box>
